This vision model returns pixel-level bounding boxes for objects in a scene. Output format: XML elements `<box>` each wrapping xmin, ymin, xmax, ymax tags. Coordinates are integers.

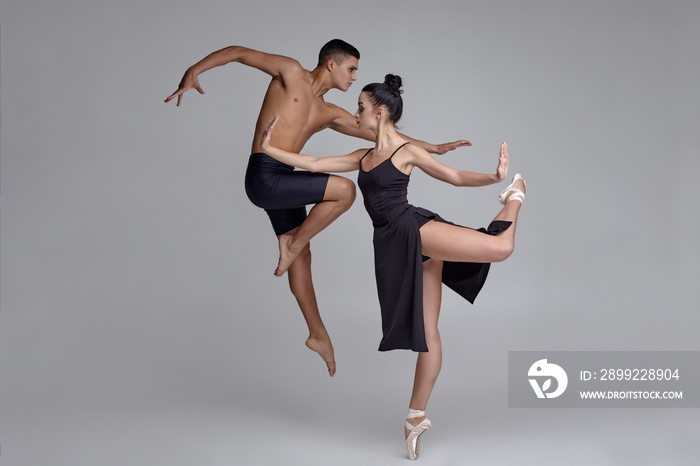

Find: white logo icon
<box><xmin>528</xmin><ymin>359</ymin><xmax>568</xmax><ymax>399</ymax></box>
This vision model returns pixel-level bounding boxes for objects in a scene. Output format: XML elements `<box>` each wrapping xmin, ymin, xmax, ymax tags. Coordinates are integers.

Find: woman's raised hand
<box><xmin>260</xmin><ymin>116</ymin><xmax>280</xmax><ymax>152</ymax></box>
<box><xmin>496</xmin><ymin>142</ymin><xmax>509</xmax><ymax>181</ymax></box>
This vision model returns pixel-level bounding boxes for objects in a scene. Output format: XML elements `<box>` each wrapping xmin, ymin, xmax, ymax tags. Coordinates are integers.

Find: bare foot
<box><xmin>305</xmin><ymin>335</ymin><xmax>336</xmax><ymax>377</ymax></box>
<box><xmin>275</xmin><ymin>234</ymin><xmax>303</xmax><ymax>277</ymax></box>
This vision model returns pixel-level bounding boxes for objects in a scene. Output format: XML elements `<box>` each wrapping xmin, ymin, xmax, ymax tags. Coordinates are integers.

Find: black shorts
<box><xmin>245</xmin><ymin>153</ymin><xmax>330</xmax><ymax>236</ymax></box>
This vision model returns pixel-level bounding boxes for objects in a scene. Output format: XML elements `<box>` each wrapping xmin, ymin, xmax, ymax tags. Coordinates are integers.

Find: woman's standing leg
<box><xmin>405</xmin><ymin>258</ymin><xmax>444</xmax><ymax>459</ymax></box>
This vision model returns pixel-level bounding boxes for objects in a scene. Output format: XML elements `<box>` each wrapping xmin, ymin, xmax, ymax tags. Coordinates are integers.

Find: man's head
<box><xmin>317</xmin><ymin>39</ymin><xmax>360</xmax><ymax>68</ymax></box>
<box><xmin>318</xmin><ymin>39</ymin><xmax>360</xmax><ymax>91</ymax></box>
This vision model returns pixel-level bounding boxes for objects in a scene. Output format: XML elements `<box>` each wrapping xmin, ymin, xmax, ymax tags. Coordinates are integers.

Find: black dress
<box><xmin>357</xmin><ymin>143</ymin><xmax>511</xmax><ymax>352</ymax></box>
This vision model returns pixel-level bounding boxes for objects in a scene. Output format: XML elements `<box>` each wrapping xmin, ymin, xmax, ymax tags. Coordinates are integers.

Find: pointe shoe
<box><xmin>499</xmin><ymin>173</ymin><xmax>526</xmax><ymax>205</ymax></box>
<box><xmin>405</xmin><ymin>409</ymin><xmax>431</xmax><ymax>460</ymax></box>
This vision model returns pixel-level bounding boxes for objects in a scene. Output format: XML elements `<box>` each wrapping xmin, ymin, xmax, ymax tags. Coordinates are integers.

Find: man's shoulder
<box><xmin>321</xmin><ymin>99</ymin><xmax>341</xmax><ymax>109</ymax></box>
<box><xmin>272</xmin><ymin>61</ymin><xmax>314</xmax><ymax>90</ymax></box>
<box><xmin>321</xmin><ymin>100</ymin><xmax>348</xmax><ymax>114</ymax></box>
<box><xmin>319</xmin><ymin>101</ymin><xmax>351</xmax><ymax>124</ymax></box>
<box><xmin>278</xmin><ymin>57</ymin><xmax>309</xmax><ymax>77</ymax></box>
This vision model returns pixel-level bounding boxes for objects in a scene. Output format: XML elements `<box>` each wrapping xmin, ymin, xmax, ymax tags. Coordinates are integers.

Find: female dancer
<box><xmin>260</xmin><ymin>75</ymin><xmax>525</xmax><ymax>460</ymax></box>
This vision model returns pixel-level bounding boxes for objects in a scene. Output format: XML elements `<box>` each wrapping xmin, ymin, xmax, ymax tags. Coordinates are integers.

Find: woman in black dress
<box><xmin>260</xmin><ymin>75</ymin><xmax>525</xmax><ymax>460</ymax></box>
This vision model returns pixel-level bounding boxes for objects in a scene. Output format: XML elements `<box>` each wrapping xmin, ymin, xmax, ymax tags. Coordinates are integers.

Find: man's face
<box><xmin>331</xmin><ymin>56</ymin><xmax>358</xmax><ymax>91</ymax></box>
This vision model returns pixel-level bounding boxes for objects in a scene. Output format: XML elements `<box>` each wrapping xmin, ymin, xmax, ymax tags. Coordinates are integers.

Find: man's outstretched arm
<box><xmin>327</xmin><ymin>106</ymin><xmax>472</xmax><ymax>155</ymax></box>
<box><xmin>398</xmin><ymin>133</ymin><xmax>472</xmax><ymax>155</ymax></box>
<box><xmin>165</xmin><ymin>46</ymin><xmax>301</xmax><ymax>106</ymax></box>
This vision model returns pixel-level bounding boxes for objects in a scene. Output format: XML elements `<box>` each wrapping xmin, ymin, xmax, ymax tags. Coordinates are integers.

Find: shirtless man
<box><xmin>165</xmin><ymin>40</ymin><xmax>470</xmax><ymax>376</ymax></box>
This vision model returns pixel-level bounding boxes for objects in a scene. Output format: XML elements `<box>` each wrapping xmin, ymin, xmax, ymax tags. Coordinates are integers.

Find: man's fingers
<box><xmin>165</xmin><ymin>89</ymin><xmax>185</xmax><ymax>105</ymax></box>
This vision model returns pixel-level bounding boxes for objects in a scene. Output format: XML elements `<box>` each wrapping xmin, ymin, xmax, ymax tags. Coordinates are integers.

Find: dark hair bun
<box><xmin>384</xmin><ymin>74</ymin><xmax>403</xmax><ymax>94</ymax></box>
<box><xmin>361</xmin><ymin>73</ymin><xmax>405</xmax><ymax>123</ymax></box>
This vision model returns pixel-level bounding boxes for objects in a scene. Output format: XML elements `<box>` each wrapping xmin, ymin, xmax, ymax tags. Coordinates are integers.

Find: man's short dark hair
<box><xmin>317</xmin><ymin>39</ymin><xmax>360</xmax><ymax>67</ymax></box>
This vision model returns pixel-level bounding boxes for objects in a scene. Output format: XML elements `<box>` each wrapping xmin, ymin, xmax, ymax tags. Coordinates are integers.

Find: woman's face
<box><xmin>354</xmin><ymin>92</ymin><xmax>377</xmax><ymax>130</ymax></box>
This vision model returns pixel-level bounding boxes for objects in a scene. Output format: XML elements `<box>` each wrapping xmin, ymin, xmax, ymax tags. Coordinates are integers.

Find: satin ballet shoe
<box><xmin>499</xmin><ymin>173</ymin><xmax>526</xmax><ymax>205</ymax></box>
<box><xmin>405</xmin><ymin>409</ymin><xmax>431</xmax><ymax>460</ymax></box>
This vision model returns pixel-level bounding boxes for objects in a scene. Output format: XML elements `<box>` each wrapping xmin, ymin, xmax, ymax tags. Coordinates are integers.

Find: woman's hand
<box><xmin>164</xmin><ymin>69</ymin><xmax>205</xmax><ymax>107</ymax></box>
<box><xmin>496</xmin><ymin>142</ymin><xmax>509</xmax><ymax>181</ymax></box>
<box><xmin>260</xmin><ymin>116</ymin><xmax>279</xmax><ymax>152</ymax></box>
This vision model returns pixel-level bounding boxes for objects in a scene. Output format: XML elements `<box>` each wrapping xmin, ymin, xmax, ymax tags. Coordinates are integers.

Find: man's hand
<box><xmin>260</xmin><ymin>116</ymin><xmax>280</xmax><ymax>152</ymax></box>
<box><xmin>434</xmin><ymin>140</ymin><xmax>472</xmax><ymax>155</ymax></box>
<box><xmin>164</xmin><ymin>69</ymin><xmax>205</xmax><ymax>107</ymax></box>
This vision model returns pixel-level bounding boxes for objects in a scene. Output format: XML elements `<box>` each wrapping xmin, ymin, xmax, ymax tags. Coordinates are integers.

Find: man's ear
<box><xmin>326</xmin><ymin>58</ymin><xmax>335</xmax><ymax>71</ymax></box>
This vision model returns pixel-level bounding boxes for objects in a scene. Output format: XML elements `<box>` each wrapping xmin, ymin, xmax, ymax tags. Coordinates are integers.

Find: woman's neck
<box><xmin>373</xmin><ymin>122</ymin><xmax>402</xmax><ymax>151</ymax></box>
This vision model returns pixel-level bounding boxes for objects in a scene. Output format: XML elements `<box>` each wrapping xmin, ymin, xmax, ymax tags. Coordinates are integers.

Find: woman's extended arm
<box><xmin>405</xmin><ymin>142</ymin><xmax>509</xmax><ymax>187</ymax></box>
<box><xmin>261</xmin><ymin>117</ymin><xmax>364</xmax><ymax>173</ymax></box>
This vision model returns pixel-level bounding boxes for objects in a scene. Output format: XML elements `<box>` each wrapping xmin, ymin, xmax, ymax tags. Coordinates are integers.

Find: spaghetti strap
<box><xmin>360</xmin><ymin>143</ymin><xmax>409</xmax><ymax>172</ymax></box>
<box><xmin>390</xmin><ymin>142</ymin><xmax>410</xmax><ymax>159</ymax></box>
<box><xmin>359</xmin><ymin>148</ymin><xmax>373</xmax><ymax>163</ymax></box>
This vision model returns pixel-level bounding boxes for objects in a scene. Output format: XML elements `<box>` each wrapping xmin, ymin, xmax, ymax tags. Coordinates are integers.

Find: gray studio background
<box><xmin>2</xmin><ymin>1</ymin><xmax>699</xmax><ymax>465</ymax></box>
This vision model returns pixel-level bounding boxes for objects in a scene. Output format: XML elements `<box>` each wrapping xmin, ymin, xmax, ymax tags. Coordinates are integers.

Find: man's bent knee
<box><xmin>326</xmin><ymin>176</ymin><xmax>356</xmax><ymax>207</ymax></box>
<box><xmin>339</xmin><ymin>179</ymin><xmax>356</xmax><ymax>209</ymax></box>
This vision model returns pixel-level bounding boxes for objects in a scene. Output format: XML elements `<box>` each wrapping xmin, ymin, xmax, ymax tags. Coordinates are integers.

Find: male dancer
<box><xmin>165</xmin><ymin>40</ymin><xmax>469</xmax><ymax>376</ymax></box>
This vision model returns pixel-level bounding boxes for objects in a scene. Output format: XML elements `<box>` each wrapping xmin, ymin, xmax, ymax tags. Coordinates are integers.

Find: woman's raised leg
<box><xmin>420</xmin><ymin>177</ymin><xmax>525</xmax><ymax>264</ymax></box>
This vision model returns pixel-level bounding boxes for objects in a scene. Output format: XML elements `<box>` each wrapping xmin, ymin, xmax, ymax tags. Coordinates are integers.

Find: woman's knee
<box><xmin>424</xmin><ymin>330</ymin><xmax>442</xmax><ymax>352</ymax></box>
<box><xmin>493</xmin><ymin>238</ymin><xmax>515</xmax><ymax>262</ymax></box>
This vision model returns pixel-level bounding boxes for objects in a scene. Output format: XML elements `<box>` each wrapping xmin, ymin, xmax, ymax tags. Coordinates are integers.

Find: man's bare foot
<box><xmin>275</xmin><ymin>234</ymin><xmax>303</xmax><ymax>277</ymax></box>
<box><xmin>305</xmin><ymin>335</ymin><xmax>336</xmax><ymax>377</ymax></box>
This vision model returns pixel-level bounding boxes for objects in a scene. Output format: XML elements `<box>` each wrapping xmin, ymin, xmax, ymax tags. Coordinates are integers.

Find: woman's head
<box><xmin>360</xmin><ymin>74</ymin><xmax>404</xmax><ymax>124</ymax></box>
